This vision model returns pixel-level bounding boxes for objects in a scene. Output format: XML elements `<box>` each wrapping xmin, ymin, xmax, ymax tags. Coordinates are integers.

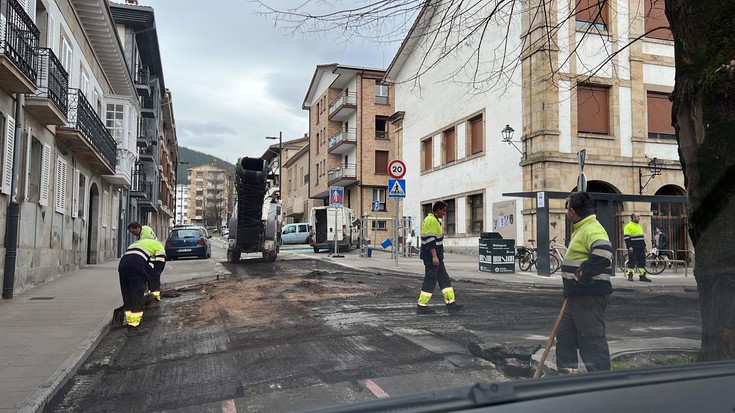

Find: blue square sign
<box><xmin>388</xmin><ymin>179</ymin><xmax>406</xmax><ymax>198</ymax></box>
<box><xmin>330</xmin><ymin>186</ymin><xmax>344</xmax><ymax>207</ymax></box>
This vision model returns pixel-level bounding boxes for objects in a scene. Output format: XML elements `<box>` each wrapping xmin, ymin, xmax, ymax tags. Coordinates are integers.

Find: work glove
<box><xmin>574</xmin><ymin>268</ymin><xmax>594</xmax><ymax>286</ymax></box>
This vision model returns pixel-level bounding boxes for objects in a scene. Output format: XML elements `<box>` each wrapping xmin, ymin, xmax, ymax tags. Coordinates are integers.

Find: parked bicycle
<box><xmin>617</xmin><ymin>247</ymin><xmax>667</xmax><ymax>275</ymax></box>
<box><xmin>515</xmin><ymin>239</ymin><xmax>561</xmax><ymax>274</ymax></box>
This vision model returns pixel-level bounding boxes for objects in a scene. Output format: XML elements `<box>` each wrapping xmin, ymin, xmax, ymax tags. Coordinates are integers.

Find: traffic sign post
<box><xmin>387</xmin><ymin>177</ymin><xmax>407</xmax><ymax>266</ymax></box>
<box><xmin>329</xmin><ymin>186</ymin><xmax>344</xmax><ymax>258</ymax></box>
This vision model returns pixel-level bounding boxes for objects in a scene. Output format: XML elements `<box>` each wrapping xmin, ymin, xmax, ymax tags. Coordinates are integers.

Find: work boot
<box><xmin>627</xmin><ymin>273</ymin><xmax>634</xmax><ymax>282</ymax></box>
<box><xmin>144</xmin><ymin>299</ymin><xmax>160</xmax><ymax>311</ymax></box>
<box><xmin>416</xmin><ymin>305</ymin><xmax>435</xmax><ymax>315</ymax></box>
<box><xmin>144</xmin><ymin>293</ymin><xmax>157</xmax><ymax>306</ymax></box>
<box><xmin>125</xmin><ymin>325</ymin><xmax>148</xmax><ymax>337</ymax></box>
<box><xmin>639</xmin><ymin>275</ymin><xmax>653</xmax><ymax>282</ymax></box>
<box><xmin>558</xmin><ymin>367</ymin><xmax>579</xmax><ymax>375</ymax></box>
<box><xmin>446</xmin><ymin>302</ymin><xmax>464</xmax><ymax>313</ymax></box>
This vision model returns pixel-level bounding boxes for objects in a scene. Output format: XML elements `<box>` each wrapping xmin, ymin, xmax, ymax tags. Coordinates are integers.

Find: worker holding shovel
<box><xmin>554</xmin><ymin>192</ymin><xmax>614</xmax><ymax>373</ymax></box>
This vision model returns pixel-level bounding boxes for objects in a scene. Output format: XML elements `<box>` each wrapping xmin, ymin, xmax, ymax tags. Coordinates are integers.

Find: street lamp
<box><xmin>639</xmin><ymin>157</ymin><xmax>661</xmax><ymax>195</ymax></box>
<box><xmin>175</xmin><ymin>161</ymin><xmax>189</xmax><ymax>224</ymax></box>
<box><xmin>265</xmin><ymin>131</ymin><xmax>282</xmax><ymax>192</ymax></box>
<box><xmin>501</xmin><ymin>124</ymin><xmax>525</xmax><ymax>156</ymax></box>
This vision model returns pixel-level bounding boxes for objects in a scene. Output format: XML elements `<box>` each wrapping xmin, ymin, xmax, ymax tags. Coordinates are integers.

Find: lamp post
<box><xmin>265</xmin><ymin>131</ymin><xmax>282</xmax><ymax>191</ymax></box>
<box><xmin>175</xmin><ymin>161</ymin><xmax>189</xmax><ymax>225</ymax></box>
<box><xmin>501</xmin><ymin>124</ymin><xmax>525</xmax><ymax>157</ymax></box>
<box><xmin>639</xmin><ymin>157</ymin><xmax>661</xmax><ymax>195</ymax></box>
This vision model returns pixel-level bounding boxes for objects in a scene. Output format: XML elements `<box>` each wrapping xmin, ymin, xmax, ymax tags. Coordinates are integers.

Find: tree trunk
<box><xmin>667</xmin><ymin>0</ymin><xmax>735</xmax><ymax>360</ymax></box>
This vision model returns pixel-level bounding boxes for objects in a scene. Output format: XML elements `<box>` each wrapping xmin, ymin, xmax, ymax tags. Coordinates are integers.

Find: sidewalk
<box><xmin>0</xmin><ymin>248</ymin><xmax>698</xmax><ymax>412</ymax></box>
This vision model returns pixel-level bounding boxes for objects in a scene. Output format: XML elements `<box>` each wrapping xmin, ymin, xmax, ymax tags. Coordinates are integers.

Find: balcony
<box><xmin>328</xmin><ymin>127</ymin><xmax>357</xmax><ymax>155</ymax></box>
<box><xmin>328</xmin><ymin>163</ymin><xmax>357</xmax><ymax>187</ymax></box>
<box><xmin>0</xmin><ymin>0</ymin><xmax>38</xmax><ymax>94</ymax></box>
<box><xmin>138</xmin><ymin>144</ymin><xmax>154</xmax><ymax>162</ymax></box>
<box><xmin>56</xmin><ymin>89</ymin><xmax>117</xmax><ymax>175</ymax></box>
<box><xmin>328</xmin><ymin>91</ymin><xmax>357</xmax><ymax>121</ymax></box>
<box><xmin>130</xmin><ymin>167</ymin><xmax>155</xmax><ymax>211</ymax></box>
<box><xmin>134</xmin><ymin>65</ymin><xmax>150</xmax><ymax>98</ymax></box>
<box><xmin>141</xmin><ymin>94</ymin><xmax>155</xmax><ymax>118</ymax></box>
<box><xmin>25</xmin><ymin>48</ymin><xmax>68</xmax><ymax>125</ymax></box>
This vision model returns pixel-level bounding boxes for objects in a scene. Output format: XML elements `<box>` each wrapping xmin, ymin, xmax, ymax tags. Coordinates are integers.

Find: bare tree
<box><xmin>256</xmin><ymin>0</ymin><xmax>735</xmax><ymax>360</ymax></box>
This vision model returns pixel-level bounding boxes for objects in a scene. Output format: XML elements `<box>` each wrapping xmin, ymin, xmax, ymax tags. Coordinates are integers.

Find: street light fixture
<box><xmin>501</xmin><ymin>124</ymin><xmax>525</xmax><ymax>156</ymax></box>
<box><xmin>639</xmin><ymin>157</ymin><xmax>661</xmax><ymax>195</ymax></box>
<box><xmin>265</xmin><ymin>131</ymin><xmax>282</xmax><ymax>193</ymax></box>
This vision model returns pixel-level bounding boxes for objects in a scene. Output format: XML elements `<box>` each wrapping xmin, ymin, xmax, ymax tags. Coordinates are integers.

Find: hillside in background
<box><xmin>176</xmin><ymin>147</ymin><xmax>236</xmax><ymax>185</ymax></box>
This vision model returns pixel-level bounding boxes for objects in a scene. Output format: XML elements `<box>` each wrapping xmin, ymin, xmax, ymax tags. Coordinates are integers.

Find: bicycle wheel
<box><xmin>647</xmin><ymin>254</ymin><xmax>666</xmax><ymax>275</ymax></box>
<box><xmin>550</xmin><ymin>254</ymin><xmax>561</xmax><ymax>274</ymax></box>
<box><xmin>617</xmin><ymin>252</ymin><xmax>628</xmax><ymax>273</ymax></box>
<box><xmin>519</xmin><ymin>252</ymin><xmax>534</xmax><ymax>271</ymax></box>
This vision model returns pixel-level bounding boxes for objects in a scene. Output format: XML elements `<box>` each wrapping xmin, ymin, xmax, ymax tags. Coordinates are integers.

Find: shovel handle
<box><xmin>533</xmin><ymin>297</ymin><xmax>569</xmax><ymax>379</ymax></box>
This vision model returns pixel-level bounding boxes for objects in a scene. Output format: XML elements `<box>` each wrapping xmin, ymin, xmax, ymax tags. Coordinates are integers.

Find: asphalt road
<box><xmin>44</xmin><ymin>242</ymin><xmax>701</xmax><ymax>413</ymax></box>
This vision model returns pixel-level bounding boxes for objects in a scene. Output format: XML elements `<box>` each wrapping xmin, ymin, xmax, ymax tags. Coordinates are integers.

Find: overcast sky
<box><xmin>140</xmin><ymin>0</ymin><xmax>405</xmax><ymax>164</ymax></box>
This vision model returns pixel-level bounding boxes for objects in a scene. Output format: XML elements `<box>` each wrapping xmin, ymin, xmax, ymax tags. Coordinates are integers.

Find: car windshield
<box><xmin>169</xmin><ymin>229</ymin><xmax>201</xmax><ymax>239</ymax></box>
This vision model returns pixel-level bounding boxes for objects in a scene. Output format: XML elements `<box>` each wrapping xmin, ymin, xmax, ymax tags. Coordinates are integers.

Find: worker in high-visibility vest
<box><xmin>118</xmin><ymin>232</ymin><xmax>165</xmax><ymax>336</ymax></box>
<box><xmin>623</xmin><ymin>213</ymin><xmax>652</xmax><ymax>282</ymax></box>
<box><xmin>416</xmin><ymin>201</ymin><xmax>463</xmax><ymax>314</ymax></box>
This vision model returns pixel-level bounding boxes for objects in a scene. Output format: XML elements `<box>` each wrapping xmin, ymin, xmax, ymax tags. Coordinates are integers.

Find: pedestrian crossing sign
<box><xmin>388</xmin><ymin>179</ymin><xmax>406</xmax><ymax>198</ymax></box>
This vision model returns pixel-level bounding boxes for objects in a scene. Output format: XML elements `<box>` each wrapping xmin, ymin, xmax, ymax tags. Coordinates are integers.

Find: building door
<box><xmin>87</xmin><ymin>183</ymin><xmax>100</xmax><ymax>264</ymax></box>
<box><xmin>651</xmin><ymin>185</ymin><xmax>689</xmax><ymax>261</ymax></box>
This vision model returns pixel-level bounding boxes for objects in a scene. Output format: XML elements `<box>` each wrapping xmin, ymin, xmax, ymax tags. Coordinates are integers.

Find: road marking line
<box><xmin>221</xmin><ymin>399</ymin><xmax>237</xmax><ymax>413</ymax></box>
<box><xmin>361</xmin><ymin>379</ymin><xmax>390</xmax><ymax>398</ymax></box>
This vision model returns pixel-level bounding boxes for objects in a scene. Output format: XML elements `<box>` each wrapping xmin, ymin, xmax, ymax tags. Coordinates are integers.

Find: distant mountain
<box><xmin>176</xmin><ymin>147</ymin><xmax>236</xmax><ymax>185</ymax></box>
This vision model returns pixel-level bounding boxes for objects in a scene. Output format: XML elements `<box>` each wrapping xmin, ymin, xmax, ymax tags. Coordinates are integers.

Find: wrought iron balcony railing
<box><xmin>2</xmin><ymin>0</ymin><xmax>39</xmax><ymax>83</ymax></box>
<box><xmin>131</xmin><ymin>167</ymin><xmax>148</xmax><ymax>194</ymax></box>
<box><xmin>32</xmin><ymin>48</ymin><xmax>68</xmax><ymax>114</ymax></box>
<box><xmin>135</xmin><ymin>65</ymin><xmax>149</xmax><ymax>86</ymax></box>
<box><xmin>67</xmin><ymin>89</ymin><xmax>117</xmax><ymax>168</ymax></box>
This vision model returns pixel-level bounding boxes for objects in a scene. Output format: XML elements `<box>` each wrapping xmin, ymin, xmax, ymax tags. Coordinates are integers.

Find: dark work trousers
<box><xmin>421</xmin><ymin>259</ymin><xmax>452</xmax><ymax>295</ymax></box>
<box><xmin>148</xmin><ymin>270</ymin><xmax>162</xmax><ymax>293</ymax></box>
<box><xmin>556</xmin><ymin>294</ymin><xmax>611</xmax><ymax>372</ymax></box>
<box><xmin>119</xmin><ymin>267</ymin><xmax>148</xmax><ymax>313</ymax></box>
<box><xmin>627</xmin><ymin>246</ymin><xmax>646</xmax><ymax>270</ymax></box>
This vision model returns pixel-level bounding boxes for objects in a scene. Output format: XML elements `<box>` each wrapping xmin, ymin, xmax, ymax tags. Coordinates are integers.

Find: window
<box><xmin>78</xmin><ymin>174</ymin><xmax>86</xmax><ymax>218</ymax></box>
<box><xmin>371</xmin><ymin>220</ymin><xmax>387</xmax><ymax>230</ymax></box>
<box><xmin>39</xmin><ymin>143</ymin><xmax>51</xmax><ymax>206</ymax></box>
<box><xmin>60</xmin><ymin>37</ymin><xmax>72</xmax><ymax>76</ymax></box>
<box><xmin>575</xmin><ymin>0</ymin><xmax>607</xmax><ymax>31</ymax></box>
<box><xmin>644</xmin><ymin>0</ymin><xmax>672</xmax><ymax>40</ymax></box>
<box><xmin>375</xmin><ymin>83</ymin><xmax>388</xmax><ymax>104</ymax></box>
<box><xmin>375</xmin><ymin>151</ymin><xmax>389</xmax><ymax>174</ymax></box>
<box><xmin>422</xmin><ymin>203</ymin><xmax>432</xmax><ymax>219</ymax></box>
<box><xmin>80</xmin><ymin>70</ymin><xmax>90</xmax><ymax>97</ymax></box>
<box><xmin>284</xmin><ymin>226</ymin><xmax>296</xmax><ymax>234</ymax></box>
<box><xmin>468</xmin><ymin>193</ymin><xmax>484</xmax><ymax>233</ymax></box>
<box><xmin>469</xmin><ymin>115</ymin><xmax>483</xmax><ymax>155</ymax></box>
<box><xmin>375</xmin><ymin>116</ymin><xmax>388</xmax><ymax>139</ymax></box>
<box><xmin>1</xmin><ymin>114</ymin><xmax>16</xmax><ymax>195</ymax></box>
<box><xmin>373</xmin><ymin>188</ymin><xmax>386</xmax><ymax>211</ymax></box>
<box><xmin>422</xmin><ymin>138</ymin><xmax>433</xmax><ymax>171</ymax></box>
<box><xmin>647</xmin><ymin>92</ymin><xmax>675</xmax><ymax>139</ymax></box>
<box><xmin>443</xmin><ymin>128</ymin><xmax>456</xmax><ymax>163</ymax></box>
<box><xmin>445</xmin><ymin>199</ymin><xmax>456</xmax><ymax>235</ymax></box>
<box><xmin>27</xmin><ymin>138</ymin><xmax>42</xmax><ymax>203</ymax></box>
<box><xmin>316</xmin><ymin>102</ymin><xmax>321</xmax><ymax>123</ymax></box>
<box><xmin>577</xmin><ymin>85</ymin><xmax>610</xmax><ymax>135</ymax></box>
<box><xmin>106</xmin><ymin>103</ymin><xmax>125</xmax><ymax>145</ymax></box>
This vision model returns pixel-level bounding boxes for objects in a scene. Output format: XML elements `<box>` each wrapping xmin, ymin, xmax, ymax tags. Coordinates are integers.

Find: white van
<box><xmin>309</xmin><ymin>206</ymin><xmax>359</xmax><ymax>253</ymax></box>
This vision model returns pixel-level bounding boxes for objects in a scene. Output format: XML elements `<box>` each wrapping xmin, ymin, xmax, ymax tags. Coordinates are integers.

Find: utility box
<box><xmin>479</xmin><ymin>236</ymin><xmax>516</xmax><ymax>274</ymax></box>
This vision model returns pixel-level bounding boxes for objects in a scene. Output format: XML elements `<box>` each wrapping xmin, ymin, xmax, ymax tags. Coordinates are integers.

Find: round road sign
<box><xmin>388</xmin><ymin>159</ymin><xmax>406</xmax><ymax>179</ymax></box>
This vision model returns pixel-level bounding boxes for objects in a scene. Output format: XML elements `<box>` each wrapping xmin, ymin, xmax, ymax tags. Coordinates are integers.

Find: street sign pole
<box><xmin>387</xmin><ymin>160</ymin><xmax>407</xmax><ymax>268</ymax></box>
<box><xmin>395</xmin><ymin>197</ymin><xmax>399</xmax><ymax>267</ymax></box>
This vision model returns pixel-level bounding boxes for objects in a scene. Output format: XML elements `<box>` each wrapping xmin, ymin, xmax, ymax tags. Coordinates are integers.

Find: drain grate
<box><xmin>29</xmin><ymin>297</ymin><xmax>55</xmax><ymax>300</ymax></box>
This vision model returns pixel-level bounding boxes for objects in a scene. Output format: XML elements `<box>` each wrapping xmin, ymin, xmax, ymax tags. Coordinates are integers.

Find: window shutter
<box><xmin>374</xmin><ymin>151</ymin><xmax>389</xmax><ymax>174</ymax></box>
<box><xmin>444</xmin><ymin>129</ymin><xmax>455</xmax><ymax>163</ymax></box>
<box><xmin>25</xmin><ymin>0</ymin><xmax>36</xmax><ymax>23</ymax></box>
<box><xmin>647</xmin><ymin>92</ymin><xmax>675</xmax><ymax>135</ymax></box>
<box><xmin>575</xmin><ymin>0</ymin><xmax>607</xmax><ymax>26</ymax></box>
<box><xmin>39</xmin><ymin>143</ymin><xmax>51</xmax><ymax>206</ymax></box>
<box><xmin>0</xmin><ymin>13</ymin><xmax>6</xmax><ymax>44</ymax></box>
<box><xmin>61</xmin><ymin>38</ymin><xmax>72</xmax><ymax>75</ymax></box>
<box><xmin>470</xmin><ymin>117</ymin><xmax>483</xmax><ymax>155</ymax></box>
<box><xmin>55</xmin><ymin>157</ymin><xmax>67</xmax><ymax>213</ymax></box>
<box><xmin>23</xmin><ymin>127</ymin><xmax>31</xmax><ymax>200</ymax></box>
<box><xmin>422</xmin><ymin>139</ymin><xmax>432</xmax><ymax>171</ymax></box>
<box><xmin>577</xmin><ymin>85</ymin><xmax>610</xmax><ymax>134</ymax></box>
<box><xmin>644</xmin><ymin>0</ymin><xmax>672</xmax><ymax>40</ymax></box>
<box><xmin>71</xmin><ymin>169</ymin><xmax>79</xmax><ymax>218</ymax></box>
<box><xmin>46</xmin><ymin>14</ymin><xmax>55</xmax><ymax>52</ymax></box>
<box><xmin>1</xmin><ymin>114</ymin><xmax>16</xmax><ymax>195</ymax></box>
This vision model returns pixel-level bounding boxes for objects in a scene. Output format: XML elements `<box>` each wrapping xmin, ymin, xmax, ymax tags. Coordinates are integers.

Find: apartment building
<box><xmin>302</xmin><ymin>64</ymin><xmax>398</xmax><ymax>226</ymax></box>
<box><xmin>261</xmin><ymin>135</ymin><xmax>308</xmax><ymax>193</ymax></box>
<box><xmin>174</xmin><ymin>183</ymin><xmax>190</xmax><ymax>225</ymax></box>
<box><xmin>383</xmin><ymin>0</ymin><xmax>684</xmax><ymax>254</ymax></box>
<box><xmin>0</xmin><ymin>0</ymin><xmax>177</xmax><ymax>295</ymax></box>
<box><xmin>110</xmin><ymin>1</ymin><xmax>176</xmax><ymax>243</ymax></box>
<box><xmin>185</xmin><ymin>164</ymin><xmax>232</xmax><ymax>229</ymax></box>
<box><xmin>279</xmin><ymin>139</ymin><xmax>320</xmax><ymax>224</ymax></box>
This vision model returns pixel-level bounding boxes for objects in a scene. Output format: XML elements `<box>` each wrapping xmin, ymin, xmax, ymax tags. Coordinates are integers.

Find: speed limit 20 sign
<box><xmin>388</xmin><ymin>159</ymin><xmax>406</xmax><ymax>179</ymax></box>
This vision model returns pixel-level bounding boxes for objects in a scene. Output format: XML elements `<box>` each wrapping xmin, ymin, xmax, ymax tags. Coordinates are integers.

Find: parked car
<box><xmin>165</xmin><ymin>226</ymin><xmax>211</xmax><ymax>259</ymax></box>
<box><xmin>281</xmin><ymin>222</ymin><xmax>310</xmax><ymax>245</ymax></box>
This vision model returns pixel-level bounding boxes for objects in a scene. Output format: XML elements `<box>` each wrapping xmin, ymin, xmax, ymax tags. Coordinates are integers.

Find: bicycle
<box><xmin>515</xmin><ymin>239</ymin><xmax>561</xmax><ymax>273</ymax></box>
<box><xmin>549</xmin><ymin>236</ymin><xmax>567</xmax><ymax>275</ymax></box>
<box><xmin>617</xmin><ymin>247</ymin><xmax>667</xmax><ymax>275</ymax></box>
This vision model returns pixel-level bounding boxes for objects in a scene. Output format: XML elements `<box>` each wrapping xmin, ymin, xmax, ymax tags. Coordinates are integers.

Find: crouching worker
<box><xmin>138</xmin><ymin>228</ymin><xmax>166</xmax><ymax>310</ymax></box>
<box><xmin>118</xmin><ymin>236</ymin><xmax>165</xmax><ymax>336</ymax></box>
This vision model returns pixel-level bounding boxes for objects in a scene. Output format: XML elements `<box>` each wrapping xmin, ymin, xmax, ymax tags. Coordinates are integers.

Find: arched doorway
<box><xmin>568</xmin><ymin>181</ymin><xmax>623</xmax><ymax>246</ymax></box>
<box><xmin>651</xmin><ymin>185</ymin><xmax>688</xmax><ymax>261</ymax></box>
<box><xmin>87</xmin><ymin>183</ymin><xmax>100</xmax><ymax>264</ymax></box>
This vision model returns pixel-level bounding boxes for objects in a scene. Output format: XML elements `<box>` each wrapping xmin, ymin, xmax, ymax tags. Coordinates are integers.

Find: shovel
<box><xmin>111</xmin><ymin>305</ymin><xmax>126</xmax><ymax>328</ymax></box>
<box><xmin>533</xmin><ymin>297</ymin><xmax>568</xmax><ymax>378</ymax></box>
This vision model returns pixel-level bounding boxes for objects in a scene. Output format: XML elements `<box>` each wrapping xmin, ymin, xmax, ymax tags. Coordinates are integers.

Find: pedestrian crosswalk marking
<box><xmin>390</xmin><ymin>180</ymin><xmax>404</xmax><ymax>196</ymax></box>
